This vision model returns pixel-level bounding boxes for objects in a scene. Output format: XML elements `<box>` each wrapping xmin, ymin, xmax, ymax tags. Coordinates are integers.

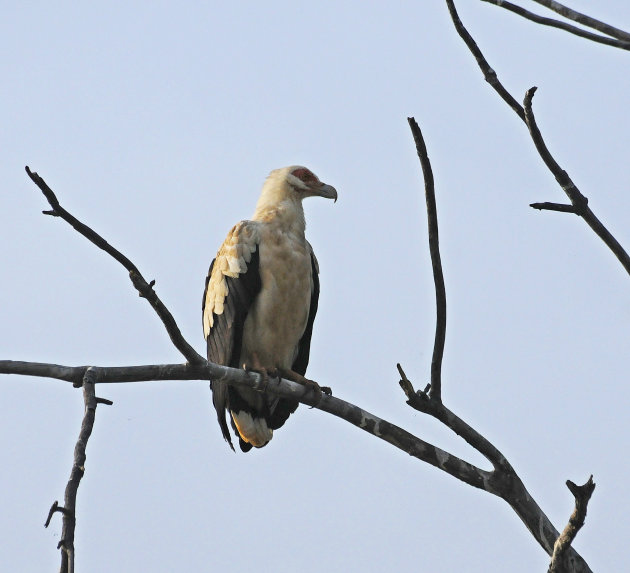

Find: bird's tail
<box><xmin>230</xmin><ymin>410</ymin><xmax>273</xmax><ymax>452</ymax></box>
<box><xmin>211</xmin><ymin>379</ymin><xmax>235</xmax><ymax>451</ymax></box>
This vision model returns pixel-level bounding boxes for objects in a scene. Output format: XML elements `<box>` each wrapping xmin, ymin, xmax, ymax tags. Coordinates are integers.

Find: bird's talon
<box><xmin>267</xmin><ymin>367</ymin><xmax>281</xmax><ymax>381</ymax></box>
<box><xmin>243</xmin><ymin>364</ymin><xmax>270</xmax><ymax>392</ymax></box>
<box><xmin>258</xmin><ymin>371</ymin><xmax>269</xmax><ymax>392</ymax></box>
<box><xmin>303</xmin><ymin>379</ymin><xmax>324</xmax><ymax>405</ymax></box>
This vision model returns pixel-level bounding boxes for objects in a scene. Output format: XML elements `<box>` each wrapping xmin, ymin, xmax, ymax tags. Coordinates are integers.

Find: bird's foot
<box><xmin>243</xmin><ymin>352</ymin><xmax>283</xmax><ymax>392</ymax></box>
<box><xmin>243</xmin><ymin>364</ymin><xmax>273</xmax><ymax>393</ymax></box>
<box><xmin>278</xmin><ymin>369</ymin><xmax>332</xmax><ymax>406</ymax></box>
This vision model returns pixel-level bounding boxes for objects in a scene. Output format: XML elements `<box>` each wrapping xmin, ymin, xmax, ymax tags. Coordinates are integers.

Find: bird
<box><xmin>202</xmin><ymin>166</ymin><xmax>337</xmax><ymax>452</ymax></box>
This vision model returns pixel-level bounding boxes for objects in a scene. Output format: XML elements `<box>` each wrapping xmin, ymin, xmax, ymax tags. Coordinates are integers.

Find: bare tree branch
<box><xmin>42</xmin><ymin>368</ymin><xmax>111</xmax><ymax>573</ymax></box>
<box><xmin>397</xmin><ymin>340</ymin><xmax>592</xmax><ymax>571</ymax></box>
<box><xmin>1</xmin><ymin>358</ymin><xmax>490</xmax><ymax>490</ymax></box>
<box><xmin>548</xmin><ymin>476</ymin><xmax>596</xmax><ymax>573</ymax></box>
<box><xmin>407</xmin><ymin>118</ymin><xmax>446</xmax><ymax>402</ymax></box>
<box><xmin>0</xmin><ymin>355</ymin><xmax>591</xmax><ymax>573</ymax></box>
<box><xmin>444</xmin><ymin>1</ymin><xmax>630</xmax><ymax>278</ymax></box>
<box><xmin>25</xmin><ymin>166</ymin><xmax>205</xmax><ymax>367</ymax></box>
<box><xmin>445</xmin><ymin>0</ymin><xmax>525</xmax><ymax>121</ymax></box>
<box><xmin>398</xmin><ymin>364</ymin><xmax>509</xmax><ymax>471</ymax></box>
<box><xmin>530</xmin><ymin>202</ymin><xmax>578</xmax><ymax>214</ymax></box>
<box><xmin>523</xmin><ymin>88</ymin><xmax>630</xmax><ymax>275</ymax></box>
<box><xmin>522</xmin><ymin>89</ymin><xmax>590</xmax><ymax>213</ymax></box>
<box><xmin>481</xmin><ymin>0</ymin><xmax>630</xmax><ymax>51</ymax></box>
<box><xmin>532</xmin><ymin>0</ymin><xmax>630</xmax><ymax>41</ymax></box>
<box><xmin>0</xmin><ymin>360</ymin><xmax>203</xmax><ymax>385</ymax></box>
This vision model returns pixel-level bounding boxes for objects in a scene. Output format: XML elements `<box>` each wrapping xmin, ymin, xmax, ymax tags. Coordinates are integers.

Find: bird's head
<box><xmin>284</xmin><ymin>166</ymin><xmax>338</xmax><ymax>202</ymax></box>
<box><xmin>259</xmin><ymin>166</ymin><xmax>338</xmax><ymax>208</ymax></box>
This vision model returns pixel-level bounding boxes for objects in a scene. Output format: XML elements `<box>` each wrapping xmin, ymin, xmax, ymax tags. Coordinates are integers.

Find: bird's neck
<box><xmin>252</xmin><ymin>199</ymin><xmax>306</xmax><ymax>237</ymax></box>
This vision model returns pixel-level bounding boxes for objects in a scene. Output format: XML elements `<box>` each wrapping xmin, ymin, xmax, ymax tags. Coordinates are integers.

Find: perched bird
<box><xmin>202</xmin><ymin>166</ymin><xmax>337</xmax><ymax>452</ymax></box>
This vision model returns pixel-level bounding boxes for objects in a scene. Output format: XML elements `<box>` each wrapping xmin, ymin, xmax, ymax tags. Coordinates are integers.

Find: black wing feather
<box><xmin>292</xmin><ymin>252</ymin><xmax>320</xmax><ymax>376</ymax></box>
<box><xmin>204</xmin><ymin>248</ymin><xmax>262</xmax><ymax>450</ymax></box>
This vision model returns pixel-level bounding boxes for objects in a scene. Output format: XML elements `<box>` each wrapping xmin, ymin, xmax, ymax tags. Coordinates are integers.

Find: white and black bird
<box><xmin>202</xmin><ymin>166</ymin><xmax>337</xmax><ymax>452</ymax></box>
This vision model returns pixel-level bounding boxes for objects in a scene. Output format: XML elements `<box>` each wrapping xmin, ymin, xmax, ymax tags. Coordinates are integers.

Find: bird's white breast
<box><xmin>240</xmin><ymin>224</ymin><xmax>312</xmax><ymax>370</ymax></box>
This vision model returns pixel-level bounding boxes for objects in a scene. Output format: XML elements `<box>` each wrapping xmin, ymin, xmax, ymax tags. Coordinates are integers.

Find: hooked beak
<box><xmin>317</xmin><ymin>183</ymin><xmax>338</xmax><ymax>203</ymax></box>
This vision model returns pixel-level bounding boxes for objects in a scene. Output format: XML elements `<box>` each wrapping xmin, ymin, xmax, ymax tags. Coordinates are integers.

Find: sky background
<box><xmin>2</xmin><ymin>2</ymin><xmax>629</xmax><ymax>571</ymax></box>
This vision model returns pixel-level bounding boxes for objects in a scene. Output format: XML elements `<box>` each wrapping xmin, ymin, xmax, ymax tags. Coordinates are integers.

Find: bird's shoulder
<box><xmin>214</xmin><ymin>220</ymin><xmax>261</xmax><ymax>274</ymax></box>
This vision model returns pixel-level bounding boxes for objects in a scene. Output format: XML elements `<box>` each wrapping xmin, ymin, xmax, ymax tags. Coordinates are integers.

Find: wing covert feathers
<box><xmin>202</xmin><ymin>221</ymin><xmax>260</xmax><ymax>339</ymax></box>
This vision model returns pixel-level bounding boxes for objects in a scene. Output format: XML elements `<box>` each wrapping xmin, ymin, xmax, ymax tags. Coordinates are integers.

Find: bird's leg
<box><xmin>243</xmin><ymin>353</ymin><xmax>276</xmax><ymax>392</ymax></box>
<box><xmin>277</xmin><ymin>369</ymin><xmax>332</xmax><ymax>405</ymax></box>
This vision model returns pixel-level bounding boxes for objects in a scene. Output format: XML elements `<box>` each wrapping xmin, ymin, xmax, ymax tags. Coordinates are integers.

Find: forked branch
<box><xmin>25</xmin><ymin>167</ymin><xmax>205</xmax><ymax>366</ymax></box>
<box><xmin>43</xmin><ymin>368</ymin><xmax>111</xmax><ymax>573</ymax></box>
<box><xmin>401</xmin><ymin>117</ymin><xmax>592</xmax><ymax>572</ymax></box>
<box><xmin>548</xmin><ymin>476</ymin><xmax>596</xmax><ymax>573</ymax></box>
<box><xmin>444</xmin><ymin>1</ymin><xmax>630</xmax><ymax>277</ymax></box>
<box><xmin>522</xmin><ymin>89</ymin><xmax>630</xmax><ymax>274</ymax></box>
<box><xmin>481</xmin><ymin>0</ymin><xmax>630</xmax><ymax>50</ymax></box>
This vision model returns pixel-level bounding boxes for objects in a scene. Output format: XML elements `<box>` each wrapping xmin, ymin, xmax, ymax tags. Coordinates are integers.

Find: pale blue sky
<box><xmin>2</xmin><ymin>2</ymin><xmax>629</xmax><ymax>571</ymax></box>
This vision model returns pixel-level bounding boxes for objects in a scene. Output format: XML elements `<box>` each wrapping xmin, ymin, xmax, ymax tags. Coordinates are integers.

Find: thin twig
<box><xmin>407</xmin><ymin>118</ymin><xmax>446</xmax><ymax>403</ymax></box>
<box><xmin>44</xmin><ymin>501</ymin><xmax>71</xmax><ymax>528</ymax></box>
<box><xmin>530</xmin><ymin>202</ymin><xmax>577</xmax><ymax>213</ymax></box>
<box><xmin>532</xmin><ymin>0</ymin><xmax>630</xmax><ymax>41</ymax></box>
<box><xmin>481</xmin><ymin>0</ymin><xmax>630</xmax><ymax>51</ymax></box>
<box><xmin>523</xmin><ymin>89</ymin><xmax>630</xmax><ymax>275</ymax></box>
<box><xmin>446</xmin><ymin>0</ymin><xmax>525</xmax><ymax>120</ymax></box>
<box><xmin>24</xmin><ymin>167</ymin><xmax>205</xmax><ymax>366</ymax></box>
<box><xmin>55</xmin><ymin>367</ymin><xmax>108</xmax><ymax>573</ymax></box>
<box><xmin>522</xmin><ymin>89</ymin><xmax>588</xmax><ymax>212</ymax></box>
<box><xmin>548</xmin><ymin>476</ymin><xmax>596</xmax><ymax>573</ymax></box>
<box><xmin>0</xmin><ymin>360</ymin><xmax>203</xmax><ymax>385</ymax></box>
